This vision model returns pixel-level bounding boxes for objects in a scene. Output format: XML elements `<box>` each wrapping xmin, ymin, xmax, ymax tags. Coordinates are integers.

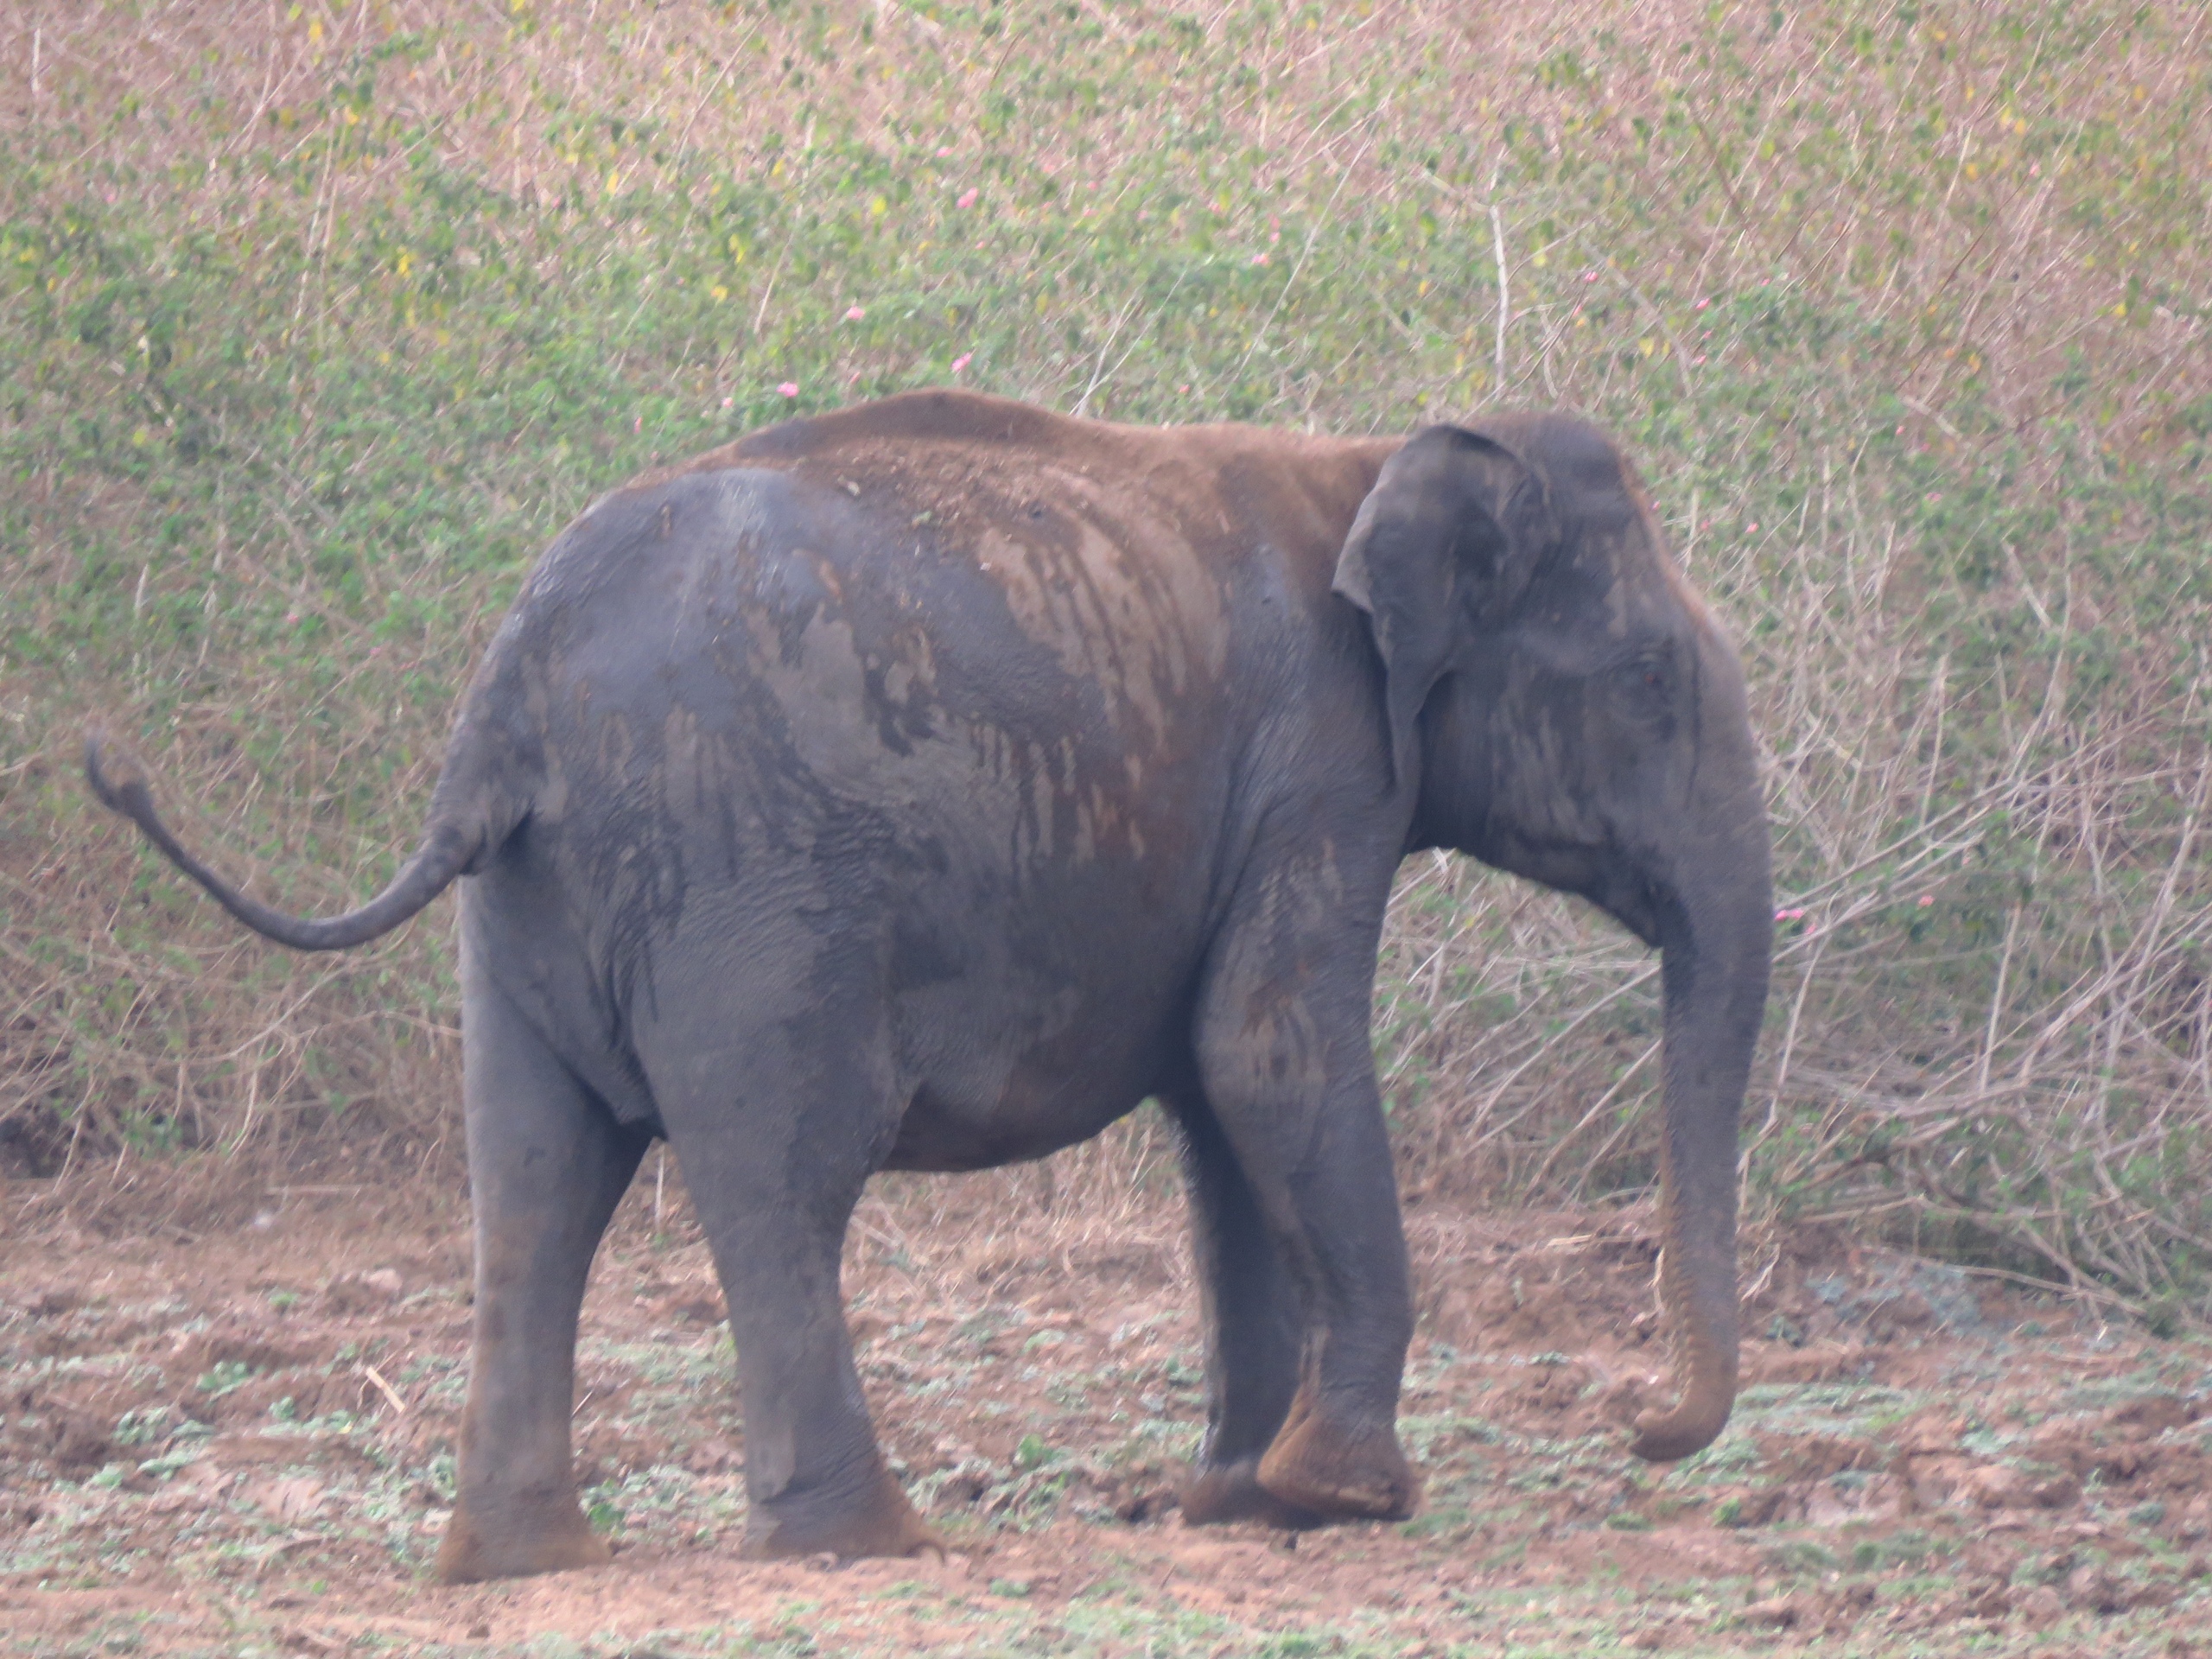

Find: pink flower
<box><xmin>778</xmin><ymin>382</ymin><xmax>799</xmax><ymax>397</ymax></box>
<box><xmin>721</xmin><ymin>396</ymin><xmax>734</xmax><ymax>408</ymax></box>
<box><xmin>936</xmin><ymin>146</ymin><xmax>953</xmax><ymax>157</ymax></box>
<box><xmin>1917</xmin><ymin>894</ymin><xmax>1935</xmax><ymax>907</ymax></box>
<box><xmin>1251</xmin><ymin>252</ymin><xmax>1269</xmax><ymax>265</ymax></box>
<box><xmin>950</xmin><ymin>353</ymin><xmax>972</xmax><ymax>375</ymax></box>
<box><xmin>1775</xmin><ymin>906</ymin><xmax>1807</xmax><ymax>922</ymax></box>
<box><xmin>633</xmin><ymin>415</ymin><xmax>643</xmax><ymax>434</ymax></box>
<box><xmin>1583</xmin><ymin>270</ymin><xmax>1599</xmax><ymax>283</ymax></box>
<box><xmin>1695</xmin><ymin>297</ymin><xmax>1711</xmax><ymax>310</ymax></box>
<box><xmin>957</xmin><ymin>188</ymin><xmax>978</xmax><ymax>209</ymax></box>
<box><xmin>1746</xmin><ymin>522</ymin><xmax>1759</xmax><ymax>533</ymax></box>
<box><xmin>844</xmin><ymin>305</ymin><xmax>866</xmax><ymax>321</ymax></box>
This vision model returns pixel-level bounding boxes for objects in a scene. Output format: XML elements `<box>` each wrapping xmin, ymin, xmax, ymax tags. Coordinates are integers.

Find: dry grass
<box><xmin>3</xmin><ymin>1</ymin><xmax>2209</xmax><ymax>1311</ymax></box>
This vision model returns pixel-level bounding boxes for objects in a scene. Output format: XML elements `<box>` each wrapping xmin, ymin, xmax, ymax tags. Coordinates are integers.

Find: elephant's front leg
<box><xmin>1187</xmin><ymin>857</ymin><xmax>1421</xmax><ymax>1525</ymax></box>
<box><xmin>436</xmin><ymin>964</ymin><xmax>650</xmax><ymax>1585</ymax></box>
<box><xmin>1168</xmin><ymin>1089</ymin><xmax>1326</xmax><ymax>1529</ymax></box>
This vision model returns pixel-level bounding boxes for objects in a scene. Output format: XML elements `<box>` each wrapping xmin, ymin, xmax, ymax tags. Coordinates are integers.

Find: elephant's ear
<box><xmin>1332</xmin><ymin>424</ymin><xmax>1556</xmax><ymax>788</ymax></box>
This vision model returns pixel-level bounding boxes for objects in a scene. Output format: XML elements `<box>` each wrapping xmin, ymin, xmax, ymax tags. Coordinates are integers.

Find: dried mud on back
<box><xmin>3</xmin><ymin>1175</ymin><xmax>2210</xmax><ymax>1657</ymax></box>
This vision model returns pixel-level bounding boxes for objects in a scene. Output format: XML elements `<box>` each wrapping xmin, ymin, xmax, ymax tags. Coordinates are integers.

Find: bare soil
<box><xmin>3</xmin><ymin>1166</ymin><xmax>2209</xmax><ymax>1657</ymax></box>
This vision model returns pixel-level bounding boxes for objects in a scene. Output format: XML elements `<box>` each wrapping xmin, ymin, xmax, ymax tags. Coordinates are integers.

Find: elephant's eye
<box><xmin>1612</xmin><ymin>651</ymin><xmax>1677</xmax><ymax>718</ymax></box>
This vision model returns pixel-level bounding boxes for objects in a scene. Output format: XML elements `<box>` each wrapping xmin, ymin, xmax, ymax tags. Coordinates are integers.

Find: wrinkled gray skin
<box><xmin>86</xmin><ymin>391</ymin><xmax>1770</xmax><ymax>1580</ymax></box>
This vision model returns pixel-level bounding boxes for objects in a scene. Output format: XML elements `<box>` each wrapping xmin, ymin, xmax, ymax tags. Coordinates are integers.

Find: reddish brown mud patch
<box><xmin>3</xmin><ymin>1179</ymin><xmax>2209</xmax><ymax>1655</ymax></box>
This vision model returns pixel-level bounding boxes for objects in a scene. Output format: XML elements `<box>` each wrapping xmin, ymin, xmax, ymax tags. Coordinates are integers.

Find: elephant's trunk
<box><xmin>1627</xmin><ymin>810</ymin><xmax>1771</xmax><ymax>1464</ymax></box>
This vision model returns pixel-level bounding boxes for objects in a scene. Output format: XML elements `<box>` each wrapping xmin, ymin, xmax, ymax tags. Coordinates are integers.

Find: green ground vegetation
<box><xmin>2</xmin><ymin>1</ymin><xmax>2209</xmax><ymax>1305</ymax></box>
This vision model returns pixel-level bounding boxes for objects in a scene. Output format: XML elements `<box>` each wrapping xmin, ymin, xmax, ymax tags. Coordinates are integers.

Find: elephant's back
<box><xmin>474</xmin><ymin>393</ymin><xmax>1405</xmax><ymax>916</ymax></box>
<box><xmin>476</xmin><ymin>391</ymin><xmax>1400</xmax><ymax>866</ymax></box>
<box><xmin>476</xmin><ymin>448</ymin><xmax>1223</xmax><ymax>906</ymax></box>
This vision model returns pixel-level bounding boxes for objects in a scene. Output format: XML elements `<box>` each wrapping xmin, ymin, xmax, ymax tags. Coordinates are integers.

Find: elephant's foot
<box><xmin>1180</xmin><ymin>1458</ymin><xmax>1327</xmax><ymax>1529</ymax></box>
<box><xmin>1255</xmin><ymin>1400</ymin><xmax>1420</xmax><ymax>1522</ymax></box>
<box><xmin>434</xmin><ymin>1491</ymin><xmax>610</xmax><ymax>1585</ymax></box>
<box><xmin>741</xmin><ymin>1466</ymin><xmax>944</xmax><ymax>1562</ymax></box>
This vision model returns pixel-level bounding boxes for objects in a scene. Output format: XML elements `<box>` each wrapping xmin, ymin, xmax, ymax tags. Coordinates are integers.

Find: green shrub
<box><xmin>3</xmin><ymin>2</ymin><xmax>2207</xmax><ymax>1307</ymax></box>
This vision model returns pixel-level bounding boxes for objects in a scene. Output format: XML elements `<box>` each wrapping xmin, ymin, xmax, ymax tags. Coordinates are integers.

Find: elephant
<box><xmin>86</xmin><ymin>389</ymin><xmax>1771</xmax><ymax>1580</ymax></box>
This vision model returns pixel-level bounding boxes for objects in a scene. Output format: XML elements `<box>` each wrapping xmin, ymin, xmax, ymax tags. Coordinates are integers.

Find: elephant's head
<box><xmin>1335</xmin><ymin>415</ymin><xmax>1771</xmax><ymax>1462</ymax></box>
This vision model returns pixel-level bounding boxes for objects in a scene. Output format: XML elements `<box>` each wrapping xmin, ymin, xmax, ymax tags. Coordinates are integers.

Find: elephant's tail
<box><xmin>86</xmin><ymin>731</ymin><xmax>487</xmax><ymax>952</ymax></box>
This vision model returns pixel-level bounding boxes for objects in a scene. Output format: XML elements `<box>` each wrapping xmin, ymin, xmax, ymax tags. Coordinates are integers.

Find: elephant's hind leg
<box><xmin>1167</xmin><ymin>1090</ymin><xmax>1325</xmax><ymax>1530</ymax></box>
<box><xmin>435</xmin><ymin>962</ymin><xmax>649</xmax><ymax>1586</ymax></box>
<box><xmin>649</xmin><ymin>992</ymin><xmax>938</xmax><ymax>1562</ymax></box>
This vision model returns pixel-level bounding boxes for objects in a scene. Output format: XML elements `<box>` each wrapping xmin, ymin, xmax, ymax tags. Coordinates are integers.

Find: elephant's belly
<box><xmin>880</xmin><ymin>1086</ymin><xmax>1147</xmax><ymax>1172</ymax></box>
<box><xmin>880</xmin><ymin>1001</ymin><xmax>1174</xmax><ymax>1173</ymax></box>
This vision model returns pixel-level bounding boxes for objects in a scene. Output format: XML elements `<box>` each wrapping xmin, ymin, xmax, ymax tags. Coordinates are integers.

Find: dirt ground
<box><xmin>3</xmin><ymin>1163</ymin><xmax>2209</xmax><ymax>1658</ymax></box>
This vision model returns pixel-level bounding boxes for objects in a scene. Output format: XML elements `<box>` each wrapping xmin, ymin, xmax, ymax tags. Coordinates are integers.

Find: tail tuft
<box><xmin>85</xmin><ymin>731</ymin><xmax>153</xmax><ymax>815</ymax></box>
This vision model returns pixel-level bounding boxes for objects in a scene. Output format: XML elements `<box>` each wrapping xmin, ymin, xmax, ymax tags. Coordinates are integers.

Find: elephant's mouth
<box><xmin>1465</xmin><ymin>824</ymin><xmax>1669</xmax><ymax>950</ymax></box>
<box><xmin>1587</xmin><ymin>864</ymin><xmax>1670</xmax><ymax>950</ymax></box>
